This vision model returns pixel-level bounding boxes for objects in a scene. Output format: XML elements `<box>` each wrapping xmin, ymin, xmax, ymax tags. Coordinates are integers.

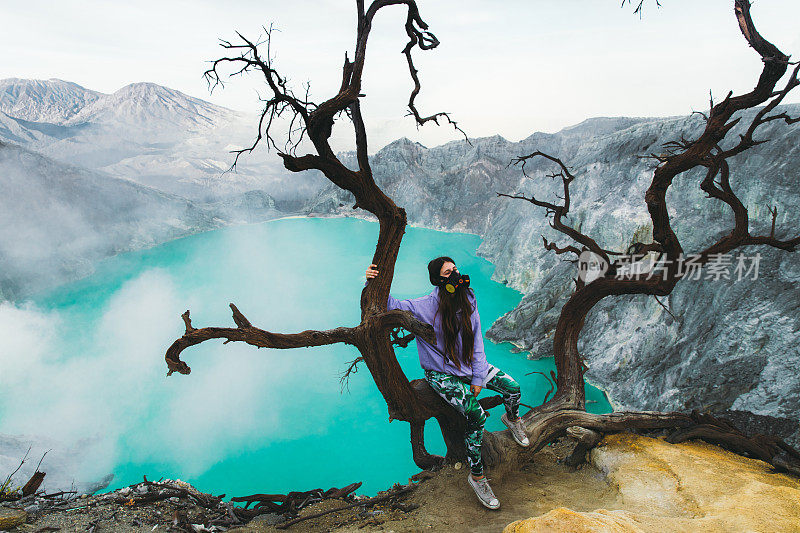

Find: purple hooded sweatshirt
<box><xmin>365</xmin><ymin>280</ymin><xmax>497</xmax><ymax>386</ymax></box>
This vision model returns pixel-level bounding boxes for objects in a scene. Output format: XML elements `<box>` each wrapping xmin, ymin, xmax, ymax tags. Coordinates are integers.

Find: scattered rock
<box><xmin>245</xmin><ymin>512</ymin><xmax>283</xmax><ymax>527</ymax></box>
<box><xmin>84</xmin><ymin>473</ymin><xmax>115</xmax><ymax>494</ymax></box>
<box><xmin>0</xmin><ymin>508</ymin><xmax>27</xmax><ymax>530</ymax></box>
<box><xmin>5</xmin><ymin>434</ymin><xmax>798</xmax><ymax>532</ymax></box>
<box><xmin>504</xmin><ymin>507</ymin><xmax>641</xmax><ymax>532</ymax></box>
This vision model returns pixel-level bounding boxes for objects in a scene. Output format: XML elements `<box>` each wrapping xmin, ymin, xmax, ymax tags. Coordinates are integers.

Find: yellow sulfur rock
<box><xmin>504</xmin><ymin>434</ymin><xmax>800</xmax><ymax>533</ymax></box>
<box><xmin>0</xmin><ymin>509</ymin><xmax>27</xmax><ymax>530</ymax></box>
<box><xmin>504</xmin><ymin>507</ymin><xmax>643</xmax><ymax>532</ymax></box>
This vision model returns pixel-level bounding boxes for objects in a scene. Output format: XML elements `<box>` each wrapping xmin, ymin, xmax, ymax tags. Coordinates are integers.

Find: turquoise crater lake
<box><xmin>7</xmin><ymin>217</ymin><xmax>610</xmax><ymax>497</ymax></box>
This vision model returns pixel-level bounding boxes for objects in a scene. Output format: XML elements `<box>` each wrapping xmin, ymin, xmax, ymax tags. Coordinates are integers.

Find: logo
<box><xmin>578</xmin><ymin>250</ymin><xmax>609</xmax><ymax>283</ymax></box>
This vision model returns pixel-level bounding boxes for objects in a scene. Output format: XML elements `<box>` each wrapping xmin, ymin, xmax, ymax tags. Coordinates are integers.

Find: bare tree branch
<box><xmin>170</xmin><ymin>3</ymin><xmax>464</xmax><ymax>454</ymax></box>
<box><xmin>541</xmin><ymin>236</ymin><xmax>582</xmax><ymax>261</ymax></box>
<box><xmin>499</xmin><ymin>152</ymin><xmax>623</xmax><ymax>267</ymax></box>
<box><xmin>166</xmin><ymin>305</ymin><xmax>435</xmax><ymax>377</ymax></box>
<box><xmin>621</xmin><ymin>0</ymin><xmax>661</xmax><ymax>18</ymax></box>
<box><xmin>204</xmin><ymin>26</ymin><xmax>315</xmax><ymax>171</ymax></box>
<box><xmin>499</xmin><ymin>0</ymin><xmax>800</xmax><ymax>416</ymax></box>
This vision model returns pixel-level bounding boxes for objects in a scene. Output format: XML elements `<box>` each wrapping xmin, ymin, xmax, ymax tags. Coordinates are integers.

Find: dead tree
<box><xmin>494</xmin><ymin>0</ymin><xmax>800</xmax><ymax>475</ymax></box>
<box><xmin>164</xmin><ymin>0</ymin><xmax>498</xmax><ymax>471</ymax></box>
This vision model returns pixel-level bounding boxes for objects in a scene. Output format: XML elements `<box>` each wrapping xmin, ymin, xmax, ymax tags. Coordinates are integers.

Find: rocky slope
<box><xmin>504</xmin><ymin>434</ymin><xmax>800</xmax><ymax>533</ymax></box>
<box><xmin>304</xmin><ymin>106</ymin><xmax>800</xmax><ymax>443</ymax></box>
<box><xmin>0</xmin><ymin>78</ymin><xmax>101</xmax><ymax>123</ymax></box>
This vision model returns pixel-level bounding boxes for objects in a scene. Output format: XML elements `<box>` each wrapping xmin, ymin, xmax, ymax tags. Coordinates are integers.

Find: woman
<box><xmin>365</xmin><ymin>256</ymin><xmax>529</xmax><ymax>510</ymax></box>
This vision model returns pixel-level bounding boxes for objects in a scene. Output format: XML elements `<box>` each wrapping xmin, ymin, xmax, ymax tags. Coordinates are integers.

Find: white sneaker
<box><xmin>501</xmin><ymin>413</ymin><xmax>530</xmax><ymax>447</ymax></box>
<box><xmin>467</xmin><ymin>474</ymin><xmax>500</xmax><ymax>510</ymax></box>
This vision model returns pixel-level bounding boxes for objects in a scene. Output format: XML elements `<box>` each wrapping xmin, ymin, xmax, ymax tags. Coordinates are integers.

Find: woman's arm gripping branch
<box><xmin>365</xmin><ymin>263</ymin><xmax>427</xmax><ymax>320</ymax></box>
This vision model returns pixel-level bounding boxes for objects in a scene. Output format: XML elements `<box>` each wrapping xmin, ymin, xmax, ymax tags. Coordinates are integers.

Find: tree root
<box><xmin>483</xmin><ymin>408</ymin><xmax>800</xmax><ymax>478</ymax></box>
<box><xmin>275</xmin><ymin>484</ymin><xmax>415</xmax><ymax>530</ymax></box>
<box><xmin>230</xmin><ymin>482</ymin><xmax>363</xmax><ymax>515</ymax></box>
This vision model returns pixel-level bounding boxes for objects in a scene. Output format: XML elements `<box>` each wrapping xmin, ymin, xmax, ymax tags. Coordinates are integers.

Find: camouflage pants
<box><xmin>424</xmin><ymin>368</ymin><xmax>521</xmax><ymax>476</ymax></box>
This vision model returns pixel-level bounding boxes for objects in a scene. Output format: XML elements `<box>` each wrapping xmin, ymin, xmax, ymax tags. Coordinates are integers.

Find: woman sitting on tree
<box><xmin>366</xmin><ymin>256</ymin><xmax>529</xmax><ymax>510</ymax></box>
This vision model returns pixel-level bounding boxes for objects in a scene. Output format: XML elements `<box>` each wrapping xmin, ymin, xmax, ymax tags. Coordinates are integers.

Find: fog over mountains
<box><xmin>0</xmin><ymin>140</ymin><xmax>224</xmax><ymax>300</ymax></box>
<box><xmin>2</xmin><ymin>77</ymin><xmax>799</xmax><ymax>446</ymax></box>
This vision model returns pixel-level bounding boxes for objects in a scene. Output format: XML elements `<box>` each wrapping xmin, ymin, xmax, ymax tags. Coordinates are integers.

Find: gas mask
<box><xmin>440</xmin><ymin>271</ymin><xmax>470</xmax><ymax>294</ymax></box>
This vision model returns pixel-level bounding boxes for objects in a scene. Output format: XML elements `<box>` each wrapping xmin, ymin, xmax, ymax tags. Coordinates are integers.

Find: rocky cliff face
<box><xmin>304</xmin><ymin>107</ymin><xmax>800</xmax><ymax>442</ymax></box>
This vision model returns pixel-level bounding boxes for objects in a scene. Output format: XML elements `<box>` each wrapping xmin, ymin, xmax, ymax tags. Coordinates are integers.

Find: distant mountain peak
<box><xmin>382</xmin><ymin>136</ymin><xmax>428</xmax><ymax>151</ymax></box>
<box><xmin>470</xmin><ymin>134</ymin><xmax>509</xmax><ymax>145</ymax></box>
<box><xmin>0</xmin><ymin>77</ymin><xmax>234</xmax><ymax>132</ymax></box>
<box><xmin>0</xmin><ymin>78</ymin><xmax>101</xmax><ymax>124</ymax></box>
<box><xmin>66</xmin><ymin>81</ymin><xmax>232</xmax><ymax>130</ymax></box>
<box><xmin>113</xmin><ymin>81</ymin><xmax>189</xmax><ymax>99</ymax></box>
<box><xmin>557</xmin><ymin>116</ymin><xmax>660</xmax><ymax>137</ymax></box>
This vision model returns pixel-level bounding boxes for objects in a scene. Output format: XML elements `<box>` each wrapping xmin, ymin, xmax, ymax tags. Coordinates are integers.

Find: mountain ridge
<box><xmin>0</xmin><ymin>78</ymin><xmax>101</xmax><ymax>124</ymax></box>
<box><xmin>0</xmin><ymin>77</ymin><xmax>324</xmax><ymax>202</ymax></box>
<box><xmin>64</xmin><ymin>81</ymin><xmax>234</xmax><ymax>129</ymax></box>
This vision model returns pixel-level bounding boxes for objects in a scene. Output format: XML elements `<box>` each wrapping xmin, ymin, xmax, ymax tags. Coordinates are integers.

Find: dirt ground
<box><xmin>2</xmin><ymin>440</ymin><xmax>602</xmax><ymax>533</ymax></box>
<box><xmin>227</xmin><ymin>440</ymin><xmax>624</xmax><ymax>533</ymax></box>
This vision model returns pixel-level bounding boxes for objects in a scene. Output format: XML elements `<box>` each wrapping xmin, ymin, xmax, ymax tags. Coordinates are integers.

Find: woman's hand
<box><xmin>471</xmin><ymin>385</ymin><xmax>482</xmax><ymax>396</ymax></box>
<box><xmin>366</xmin><ymin>264</ymin><xmax>379</xmax><ymax>280</ymax></box>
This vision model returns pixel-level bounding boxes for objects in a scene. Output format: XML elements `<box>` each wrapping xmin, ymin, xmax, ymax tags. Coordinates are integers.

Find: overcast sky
<box><xmin>3</xmin><ymin>0</ymin><xmax>800</xmax><ymax>152</ymax></box>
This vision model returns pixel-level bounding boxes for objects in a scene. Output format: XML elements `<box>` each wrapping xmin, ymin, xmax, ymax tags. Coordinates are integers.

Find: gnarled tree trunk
<box><xmin>163</xmin><ymin>0</ymin><xmax>487</xmax><ymax>471</ymax></box>
<box><xmin>495</xmin><ymin>0</ymin><xmax>800</xmax><ymax>476</ymax></box>
<box><xmin>163</xmin><ymin>0</ymin><xmax>800</xmax><ymax>481</ymax></box>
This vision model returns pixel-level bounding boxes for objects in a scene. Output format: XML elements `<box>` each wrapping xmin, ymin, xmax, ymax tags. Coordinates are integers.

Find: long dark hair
<box><xmin>428</xmin><ymin>256</ymin><xmax>475</xmax><ymax>369</ymax></box>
